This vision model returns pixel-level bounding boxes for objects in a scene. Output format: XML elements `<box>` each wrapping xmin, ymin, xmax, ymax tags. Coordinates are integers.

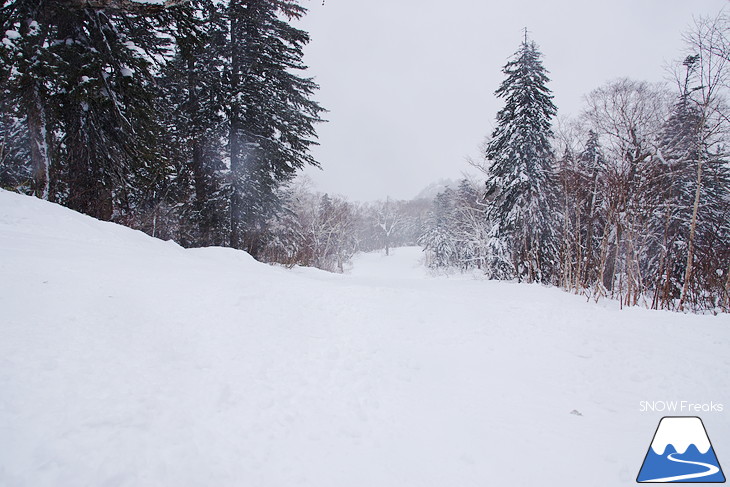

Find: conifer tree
<box><xmin>484</xmin><ymin>34</ymin><xmax>558</xmax><ymax>283</ymax></box>
<box><xmin>0</xmin><ymin>94</ymin><xmax>31</xmax><ymax>191</ymax></box>
<box><xmin>419</xmin><ymin>189</ymin><xmax>457</xmax><ymax>269</ymax></box>
<box><xmin>159</xmin><ymin>0</ymin><xmax>228</xmax><ymax>245</ymax></box>
<box><xmin>1</xmin><ymin>0</ymin><xmax>55</xmax><ymax>199</ymax></box>
<box><xmin>575</xmin><ymin>130</ymin><xmax>605</xmax><ymax>287</ymax></box>
<box><xmin>53</xmin><ymin>8</ymin><xmax>170</xmax><ymax>220</ymax></box>
<box><xmin>2</xmin><ymin>1</ymin><xmax>172</xmax><ymax>219</ymax></box>
<box><xmin>227</xmin><ymin>0</ymin><xmax>324</xmax><ymax>253</ymax></box>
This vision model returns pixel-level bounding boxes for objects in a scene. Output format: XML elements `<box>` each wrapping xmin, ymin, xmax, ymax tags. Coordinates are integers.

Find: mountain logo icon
<box><xmin>637</xmin><ymin>416</ymin><xmax>725</xmax><ymax>483</ymax></box>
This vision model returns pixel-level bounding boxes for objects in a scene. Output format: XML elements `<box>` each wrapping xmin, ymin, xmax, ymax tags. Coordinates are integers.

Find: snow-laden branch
<box><xmin>55</xmin><ymin>0</ymin><xmax>189</xmax><ymax>14</ymax></box>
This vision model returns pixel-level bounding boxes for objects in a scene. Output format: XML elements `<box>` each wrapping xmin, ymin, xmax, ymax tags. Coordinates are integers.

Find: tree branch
<box><xmin>54</xmin><ymin>0</ymin><xmax>190</xmax><ymax>14</ymax></box>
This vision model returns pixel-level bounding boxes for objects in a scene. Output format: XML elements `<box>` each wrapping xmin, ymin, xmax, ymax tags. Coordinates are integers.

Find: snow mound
<box><xmin>0</xmin><ymin>188</ymin><xmax>178</xmax><ymax>248</ymax></box>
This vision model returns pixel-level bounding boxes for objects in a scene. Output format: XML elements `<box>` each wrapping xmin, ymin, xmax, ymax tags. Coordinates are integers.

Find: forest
<box><xmin>420</xmin><ymin>19</ymin><xmax>730</xmax><ymax>314</ymax></box>
<box><xmin>1</xmin><ymin>1</ymin><xmax>728</xmax><ymax>313</ymax></box>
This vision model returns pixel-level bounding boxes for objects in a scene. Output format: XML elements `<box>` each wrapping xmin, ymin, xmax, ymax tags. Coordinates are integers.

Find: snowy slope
<box><xmin>1</xmin><ymin>189</ymin><xmax>729</xmax><ymax>486</ymax></box>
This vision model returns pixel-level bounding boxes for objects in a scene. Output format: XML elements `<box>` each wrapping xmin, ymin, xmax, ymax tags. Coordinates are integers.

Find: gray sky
<box><xmin>295</xmin><ymin>0</ymin><xmax>728</xmax><ymax>201</ymax></box>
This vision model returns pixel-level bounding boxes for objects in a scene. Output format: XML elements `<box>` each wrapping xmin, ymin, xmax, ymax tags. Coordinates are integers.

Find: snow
<box><xmin>2</xmin><ymin>30</ymin><xmax>19</xmax><ymax>48</ymax></box>
<box><xmin>1</xmin><ymin>189</ymin><xmax>729</xmax><ymax>486</ymax></box>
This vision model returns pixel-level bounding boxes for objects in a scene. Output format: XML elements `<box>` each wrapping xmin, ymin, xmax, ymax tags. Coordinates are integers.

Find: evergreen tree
<box><xmin>53</xmin><ymin>8</ymin><xmax>170</xmax><ymax>220</ymax></box>
<box><xmin>419</xmin><ymin>189</ymin><xmax>457</xmax><ymax>268</ymax></box>
<box><xmin>575</xmin><ymin>130</ymin><xmax>605</xmax><ymax>287</ymax></box>
<box><xmin>0</xmin><ymin>95</ymin><xmax>31</xmax><ymax>191</ymax></box>
<box><xmin>1</xmin><ymin>0</ymin><xmax>55</xmax><ymax>199</ymax></box>
<box><xmin>159</xmin><ymin>0</ymin><xmax>228</xmax><ymax>245</ymax></box>
<box><xmin>1</xmin><ymin>1</ymin><xmax>173</xmax><ymax>219</ymax></box>
<box><xmin>484</xmin><ymin>35</ymin><xmax>558</xmax><ymax>283</ymax></box>
<box><xmin>227</xmin><ymin>0</ymin><xmax>324</xmax><ymax>254</ymax></box>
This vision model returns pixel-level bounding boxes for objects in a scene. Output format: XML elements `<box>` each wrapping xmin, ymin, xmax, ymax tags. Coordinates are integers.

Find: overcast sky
<box><xmin>295</xmin><ymin>0</ymin><xmax>728</xmax><ymax>201</ymax></box>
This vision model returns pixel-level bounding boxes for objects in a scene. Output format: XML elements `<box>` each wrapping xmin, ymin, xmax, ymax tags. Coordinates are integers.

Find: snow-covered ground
<box><xmin>1</xmin><ymin>189</ymin><xmax>729</xmax><ymax>486</ymax></box>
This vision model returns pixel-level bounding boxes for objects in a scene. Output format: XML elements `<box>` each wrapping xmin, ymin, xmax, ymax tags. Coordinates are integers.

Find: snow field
<box><xmin>1</xmin><ymin>189</ymin><xmax>729</xmax><ymax>486</ymax></box>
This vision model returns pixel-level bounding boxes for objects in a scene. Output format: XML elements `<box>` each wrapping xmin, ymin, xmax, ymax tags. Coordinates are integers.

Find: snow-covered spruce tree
<box><xmin>52</xmin><ymin>7</ymin><xmax>171</xmax><ymax>221</ymax></box>
<box><xmin>484</xmin><ymin>36</ymin><xmax>559</xmax><ymax>283</ymax></box>
<box><xmin>1</xmin><ymin>0</ymin><xmax>173</xmax><ymax>220</ymax></box>
<box><xmin>419</xmin><ymin>189</ymin><xmax>457</xmax><ymax>269</ymax></box>
<box><xmin>227</xmin><ymin>0</ymin><xmax>324</xmax><ymax>255</ymax></box>
<box><xmin>158</xmin><ymin>0</ymin><xmax>229</xmax><ymax>246</ymax></box>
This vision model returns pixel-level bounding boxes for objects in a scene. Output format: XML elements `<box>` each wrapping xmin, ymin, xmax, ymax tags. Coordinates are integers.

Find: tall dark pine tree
<box><xmin>484</xmin><ymin>35</ymin><xmax>558</xmax><ymax>283</ymax></box>
<box><xmin>2</xmin><ymin>0</ymin><xmax>172</xmax><ymax>219</ymax></box>
<box><xmin>52</xmin><ymin>8</ymin><xmax>170</xmax><ymax>221</ymax></box>
<box><xmin>159</xmin><ymin>0</ymin><xmax>229</xmax><ymax>245</ymax></box>
<box><xmin>228</xmin><ymin>0</ymin><xmax>324</xmax><ymax>254</ymax></box>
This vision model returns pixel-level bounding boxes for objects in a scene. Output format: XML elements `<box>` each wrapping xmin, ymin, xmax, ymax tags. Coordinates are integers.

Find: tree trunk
<box><xmin>228</xmin><ymin>6</ymin><xmax>244</xmax><ymax>249</ymax></box>
<box><xmin>186</xmin><ymin>55</ymin><xmax>211</xmax><ymax>243</ymax></box>
<box><xmin>21</xmin><ymin>14</ymin><xmax>51</xmax><ymax>201</ymax></box>
<box><xmin>583</xmin><ymin>167</ymin><xmax>599</xmax><ymax>287</ymax></box>
<box><xmin>678</xmin><ymin>159</ymin><xmax>703</xmax><ymax>311</ymax></box>
<box><xmin>725</xmin><ymin>265</ymin><xmax>730</xmax><ymax>311</ymax></box>
<box><xmin>53</xmin><ymin>0</ymin><xmax>189</xmax><ymax>14</ymax></box>
<box><xmin>595</xmin><ymin>220</ymin><xmax>611</xmax><ymax>301</ymax></box>
<box><xmin>27</xmin><ymin>84</ymin><xmax>50</xmax><ymax>200</ymax></box>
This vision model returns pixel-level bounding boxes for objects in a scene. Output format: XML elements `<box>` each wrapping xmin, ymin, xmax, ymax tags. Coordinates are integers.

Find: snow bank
<box><xmin>1</xmin><ymin>190</ymin><xmax>729</xmax><ymax>486</ymax></box>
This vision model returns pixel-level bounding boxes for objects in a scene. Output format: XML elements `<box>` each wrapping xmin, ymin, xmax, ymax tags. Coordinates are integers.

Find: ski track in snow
<box><xmin>1</xmin><ymin>190</ymin><xmax>729</xmax><ymax>486</ymax></box>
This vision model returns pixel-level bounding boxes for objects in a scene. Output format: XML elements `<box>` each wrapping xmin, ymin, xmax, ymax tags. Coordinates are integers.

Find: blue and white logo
<box><xmin>637</xmin><ymin>416</ymin><xmax>725</xmax><ymax>483</ymax></box>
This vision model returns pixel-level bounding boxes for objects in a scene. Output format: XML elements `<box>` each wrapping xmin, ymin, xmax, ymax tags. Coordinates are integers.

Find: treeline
<box><xmin>0</xmin><ymin>0</ymin><xmax>323</xmax><ymax>255</ymax></box>
<box><xmin>421</xmin><ymin>16</ymin><xmax>730</xmax><ymax>313</ymax></box>
<box><xmin>260</xmin><ymin>180</ymin><xmax>429</xmax><ymax>272</ymax></box>
<box><xmin>0</xmin><ymin>0</ymin><xmax>429</xmax><ymax>272</ymax></box>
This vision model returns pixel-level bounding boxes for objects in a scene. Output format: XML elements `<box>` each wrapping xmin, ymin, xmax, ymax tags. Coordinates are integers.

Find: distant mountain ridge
<box><xmin>413</xmin><ymin>178</ymin><xmax>458</xmax><ymax>201</ymax></box>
